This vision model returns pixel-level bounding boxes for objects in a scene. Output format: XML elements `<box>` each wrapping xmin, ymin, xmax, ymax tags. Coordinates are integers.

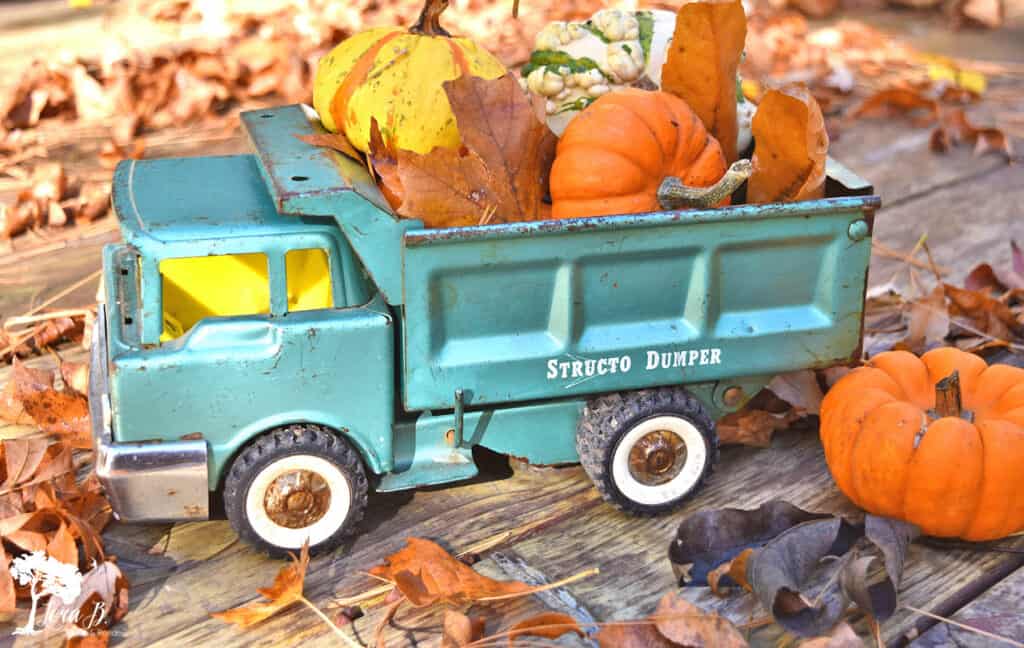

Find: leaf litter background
<box><xmin>0</xmin><ymin>0</ymin><xmax>1021</xmax><ymax>646</ymax></box>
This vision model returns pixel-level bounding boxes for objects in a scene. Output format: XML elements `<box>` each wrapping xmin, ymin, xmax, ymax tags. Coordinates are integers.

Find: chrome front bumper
<box><xmin>89</xmin><ymin>304</ymin><xmax>210</xmax><ymax>522</ymax></box>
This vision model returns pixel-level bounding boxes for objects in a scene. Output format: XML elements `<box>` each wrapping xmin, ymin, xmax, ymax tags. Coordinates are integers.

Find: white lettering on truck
<box><xmin>547</xmin><ymin>347</ymin><xmax>722</xmax><ymax>384</ymax></box>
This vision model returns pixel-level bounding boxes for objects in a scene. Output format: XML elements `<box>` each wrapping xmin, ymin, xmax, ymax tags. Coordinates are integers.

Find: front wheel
<box><xmin>577</xmin><ymin>388</ymin><xmax>717</xmax><ymax>515</ymax></box>
<box><xmin>223</xmin><ymin>424</ymin><xmax>368</xmax><ymax>557</ymax></box>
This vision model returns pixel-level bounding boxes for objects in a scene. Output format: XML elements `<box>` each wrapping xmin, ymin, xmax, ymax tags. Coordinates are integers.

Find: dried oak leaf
<box><xmin>945</xmin><ymin>283</ymin><xmax>1024</xmax><ymax>341</ymax></box>
<box><xmin>669</xmin><ymin>500</ymin><xmax>834</xmax><ymax>586</ymax></box>
<box><xmin>596</xmin><ymin>592</ymin><xmax>747</xmax><ymax>647</ymax></box>
<box><xmin>747</xmin><ymin>517</ymin><xmax>860</xmax><ymax>636</ymax></box>
<box><xmin>441</xmin><ymin>609</ymin><xmax>486</xmax><ymax>648</ymax></box>
<box><xmin>368</xmin><ymin>537</ymin><xmax>531</xmax><ymax>607</ymax></box>
<box><xmin>748</xmin><ymin>86</ymin><xmax>828</xmax><ymax>203</ymax></box>
<box><xmin>12</xmin><ymin>360</ymin><xmax>91</xmax><ymax>448</ymax></box>
<box><xmin>67</xmin><ymin>631</ymin><xmax>110</xmax><ymax>648</ymax></box>
<box><xmin>376</xmin><ymin>74</ymin><xmax>557</xmax><ymax>228</ymax></box>
<box><xmin>211</xmin><ymin>541</ymin><xmax>309</xmax><ymax>626</ymax></box>
<box><xmin>507</xmin><ymin>612</ymin><xmax>584</xmax><ymax>643</ymax></box>
<box><xmin>661</xmin><ymin>0</ymin><xmax>747</xmax><ymax>163</ymax></box>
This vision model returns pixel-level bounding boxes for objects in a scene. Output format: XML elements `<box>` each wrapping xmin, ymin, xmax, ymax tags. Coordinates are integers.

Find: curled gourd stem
<box><xmin>411</xmin><ymin>0</ymin><xmax>451</xmax><ymax>36</ymax></box>
<box><xmin>657</xmin><ymin>159</ymin><xmax>753</xmax><ymax>211</ymax></box>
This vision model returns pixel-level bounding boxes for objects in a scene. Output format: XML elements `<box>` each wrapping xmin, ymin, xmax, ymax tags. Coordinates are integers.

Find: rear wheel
<box><xmin>223</xmin><ymin>424</ymin><xmax>368</xmax><ymax>557</ymax></box>
<box><xmin>577</xmin><ymin>388</ymin><xmax>717</xmax><ymax>515</ymax></box>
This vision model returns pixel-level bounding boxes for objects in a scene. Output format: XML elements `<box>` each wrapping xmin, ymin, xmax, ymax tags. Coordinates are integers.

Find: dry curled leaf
<box><xmin>931</xmin><ymin>108</ymin><xmax>1014</xmax><ymax>162</ymax></box>
<box><xmin>661</xmin><ymin>0</ymin><xmax>747</xmax><ymax>163</ymax></box>
<box><xmin>748</xmin><ymin>86</ymin><xmax>828</xmax><ymax>203</ymax></box>
<box><xmin>670</xmin><ymin>500</ymin><xmax>834</xmax><ymax>586</ymax></box>
<box><xmin>296</xmin><ymin>133</ymin><xmax>362</xmax><ymax>162</ymax></box>
<box><xmin>48</xmin><ymin>559</ymin><xmax>129</xmax><ymax>638</ymax></box>
<box><xmin>507</xmin><ymin>612</ymin><xmax>584</xmax><ymax>644</ymax></box>
<box><xmin>767</xmin><ymin>370</ymin><xmax>824</xmax><ymax>416</ymax></box>
<box><xmin>852</xmin><ymin>88</ymin><xmax>938</xmax><ymax>124</ymax></box>
<box><xmin>899</xmin><ymin>285</ymin><xmax>950</xmax><ymax>354</ymax></box>
<box><xmin>375</xmin><ymin>75</ymin><xmax>556</xmax><ymax>228</ymax></box>
<box><xmin>12</xmin><ymin>361</ymin><xmax>91</xmax><ymax>449</ymax></box>
<box><xmin>716</xmin><ymin>408</ymin><xmax>801</xmax><ymax>447</ymax></box>
<box><xmin>596</xmin><ymin>592</ymin><xmax>748</xmax><ymax>647</ymax></box>
<box><xmin>441</xmin><ymin>609</ymin><xmax>486</xmax><ymax>648</ymax></box>
<box><xmin>211</xmin><ymin>541</ymin><xmax>309</xmax><ymax>626</ymax></box>
<box><xmin>945</xmin><ymin>283</ymin><xmax>1024</xmax><ymax>341</ymax></box>
<box><xmin>708</xmin><ymin>547</ymin><xmax>754</xmax><ymax>596</ymax></box>
<box><xmin>368</xmin><ymin>537</ymin><xmax>531</xmax><ymax>607</ymax></box>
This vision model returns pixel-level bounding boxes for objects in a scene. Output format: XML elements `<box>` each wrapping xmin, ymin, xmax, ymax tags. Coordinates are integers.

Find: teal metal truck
<box><xmin>88</xmin><ymin>104</ymin><xmax>878</xmax><ymax>555</ymax></box>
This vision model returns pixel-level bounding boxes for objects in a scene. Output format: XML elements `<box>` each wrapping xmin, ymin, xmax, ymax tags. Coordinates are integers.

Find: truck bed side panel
<box><xmin>401</xmin><ymin>199</ymin><xmax>875</xmax><ymax>410</ymax></box>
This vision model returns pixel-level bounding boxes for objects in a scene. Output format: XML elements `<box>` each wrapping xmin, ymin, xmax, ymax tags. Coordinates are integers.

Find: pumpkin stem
<box><xmin>934</xmin><ymin>370</ymin><xmax>962</xmax><ymax>418</ymax></box>
<box><xmin>410</xmin><ymin>0</ymin><xmax>452</xmax><ymax>36</ymax></box>
<box><xmin>657</xmin><ymin>159</ymin><xmax>753</xmax><ymax>211</ymax></box>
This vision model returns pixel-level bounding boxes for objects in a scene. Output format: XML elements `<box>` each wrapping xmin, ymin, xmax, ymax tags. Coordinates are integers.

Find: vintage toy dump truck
<box><xmin>88</xmin><ymin>105</ymin><xmax>879</xmax><ymax>555</ymax></box>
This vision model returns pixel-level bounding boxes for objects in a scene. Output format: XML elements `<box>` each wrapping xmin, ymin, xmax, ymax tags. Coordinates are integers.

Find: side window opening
<box><xmin>286</xmin><ymin>248</ymin><xmax>333</xmax><ymax>312</ymax></box>
<box><xmin>159</xmin><ymin>253</ymin><xmax>270</xmax><ymax>342</ymax></box>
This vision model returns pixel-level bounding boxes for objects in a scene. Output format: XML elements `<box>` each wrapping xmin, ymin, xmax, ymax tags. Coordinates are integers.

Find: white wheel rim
<box><xmin>245</xmin><ymin>454</ymin><xmax>351</xmax><ymax>549</ymax></box>
<box><xmin>611</xmin><ymin>416</ymin><xmax>708</xmax><ymax>506</ymax></box>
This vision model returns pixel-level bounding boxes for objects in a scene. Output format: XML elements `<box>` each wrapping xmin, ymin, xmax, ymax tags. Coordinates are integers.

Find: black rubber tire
<box><xmin>576</xmin><ymin>387</ymin><xmax>718</xmax><ymax>516</ymax></box>
<box><xmin>223</xmin><ymin>424</ymin><xmax>368</xmax><ymax>557</ymax></box>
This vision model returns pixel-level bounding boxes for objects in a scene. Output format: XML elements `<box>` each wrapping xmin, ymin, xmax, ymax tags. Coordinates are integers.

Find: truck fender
<box><xmin>210</xmin><ymin>414</ymin><xmax>385</xmax><ymax>490</ymax></box>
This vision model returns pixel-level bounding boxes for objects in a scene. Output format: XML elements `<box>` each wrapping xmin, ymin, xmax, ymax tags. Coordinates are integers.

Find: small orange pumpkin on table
<box><xmin>820</xmin><ymin>347</ymin><xmax>1024</xmax><ymax>541</ymax></box>
<box><xmin>549</xmin><ymin>89</ymin><xmax>751</xmax><ymax>220</ymax></box>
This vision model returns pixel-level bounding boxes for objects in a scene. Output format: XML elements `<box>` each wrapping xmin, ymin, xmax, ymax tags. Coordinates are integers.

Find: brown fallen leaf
<box><xmin>368</xmin><ymin>537</ymin><xmax>531</xmax><ymax>607</ymax></box>
<box><xmin>296</xmin><ymin>133</ymin><xmax>362</xmax><ymax>162</ymax></box>
<box><xmin>376</xmin><ymin>75</ymin><xmax>556</xmax><ymax>228</ymax></box>
<box><xmin>899</xmin><ymin>285</ymin><xmax>950</xmax><ymax>354</ymax></box>
<box><xmin>67</xmin><ymin>631</ymin><xmax>110</xmax><ymax>648</ymax></box>
<box><xmin>12</xmin><ymin>361</ymin><xmax>91</xmax><ymax>449</ymax></box>
<box><xmin>852</xmin><ymin>87</ymin><xmax>939</xmax><ymax>124</ymax></box>
<box><xmin>931</xmin><ymin>108</ymin><xmax>1014</xmax><ymax>162</ymax></box>
<box><xmin>661</xmin><ymin>0</ymin><xmax>747</xmax><ymax>163</ymax></box>
<box><xmin>1</xmin><ymin>380</ymin><xmax>32</xmax><ymax>425</ymax></box>
<box><xmin>952</xmin><ymin>0</ymin><xmax>1004</xmax><ymax>29</ymax></box>
<box><xmin>944</xmin><ymin>283</ymin><xmax>1024</xmax><ymax>341</ymax></box>
<box><xmin>212</xmin><ymin>541</ymin><xmax>309</xmax><ymax>626</ymax></box>
<box><xmin>367</xmin><ymin>119</ymin><xmax>403</xmax><ymax>210</ymax></box>
<box><xmin>47</xmin><ymin>560</ymin><xmax>127</xmax><ymax>642</ymax></box>
<box><xmin>799</xmin><ymin>622</ymin><xmax>863</xmax><ymax>647</ymax></box>
<box><xmin>717</xmin><ymin>408</ymin><xmax>802</xmax><ymax>447</ymax></box>
<box><xmin>596</xmin><ymin>592</ymin><xmax>748</xmax><ymax>647</ymax></box>
<box><xmin>441</xmin><ymin>609</ymin><xmax>486</xmax><ymax>648</ymax></box>
<box><xmin>767</xmin><ymin>371</ymin><xmax>823</xmax><ymax>416</ymax></box>
<box><xmin>708</xmin><ymin>547</ymin><xmax>754</xmax><ymax>596</ymax></box>
<box><xmin>59</xmin><ymin>362</ymin><xmax>90</xmax><ymax>397</ymax></box>
<box><xmin>506</xmin><ymin>612</ymin><xmax>584</xmax><ymax>643</ymax></box>
<box><xmin>748</xmin><ymin>86</ymin><xmax>828</xmax><ymax>203</ymax></box>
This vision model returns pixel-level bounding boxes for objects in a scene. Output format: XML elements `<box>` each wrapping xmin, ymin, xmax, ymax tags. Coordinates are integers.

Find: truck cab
<box><xmin>90</xmin><ymin>105</ymin><xmax>878</xmax><ymax>556</ymax></box>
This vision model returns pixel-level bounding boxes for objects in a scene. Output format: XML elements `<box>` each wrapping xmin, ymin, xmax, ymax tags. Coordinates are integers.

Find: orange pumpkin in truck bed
<box><xmin>549</xmin><ymin>89</ymin><xmax>730</xmax><ymax>220</ymax></box>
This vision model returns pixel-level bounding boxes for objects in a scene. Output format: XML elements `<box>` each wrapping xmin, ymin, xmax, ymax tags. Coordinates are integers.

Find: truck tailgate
<box><xmin>401</xmin><ymin>197</ymin><xmax>877</xmax><ymax>410</ymax></box>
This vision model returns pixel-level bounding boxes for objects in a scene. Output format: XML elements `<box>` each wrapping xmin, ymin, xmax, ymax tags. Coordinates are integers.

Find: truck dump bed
<box><xmin>244</xmin><ymin>106</ymin><xmax>879</xmax><ymax>411</ymax></box>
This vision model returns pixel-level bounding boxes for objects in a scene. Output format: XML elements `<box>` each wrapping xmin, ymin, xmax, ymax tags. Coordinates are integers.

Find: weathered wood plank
<box><xmin>910</xmin><ymin>564</ymin><xmax>1024</xmax><ymax>647</ymax></box>
<box><xmin>475</xmin><ymin>430</ymin><xmax>1024</xmax><ymax>648</ymax></box>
